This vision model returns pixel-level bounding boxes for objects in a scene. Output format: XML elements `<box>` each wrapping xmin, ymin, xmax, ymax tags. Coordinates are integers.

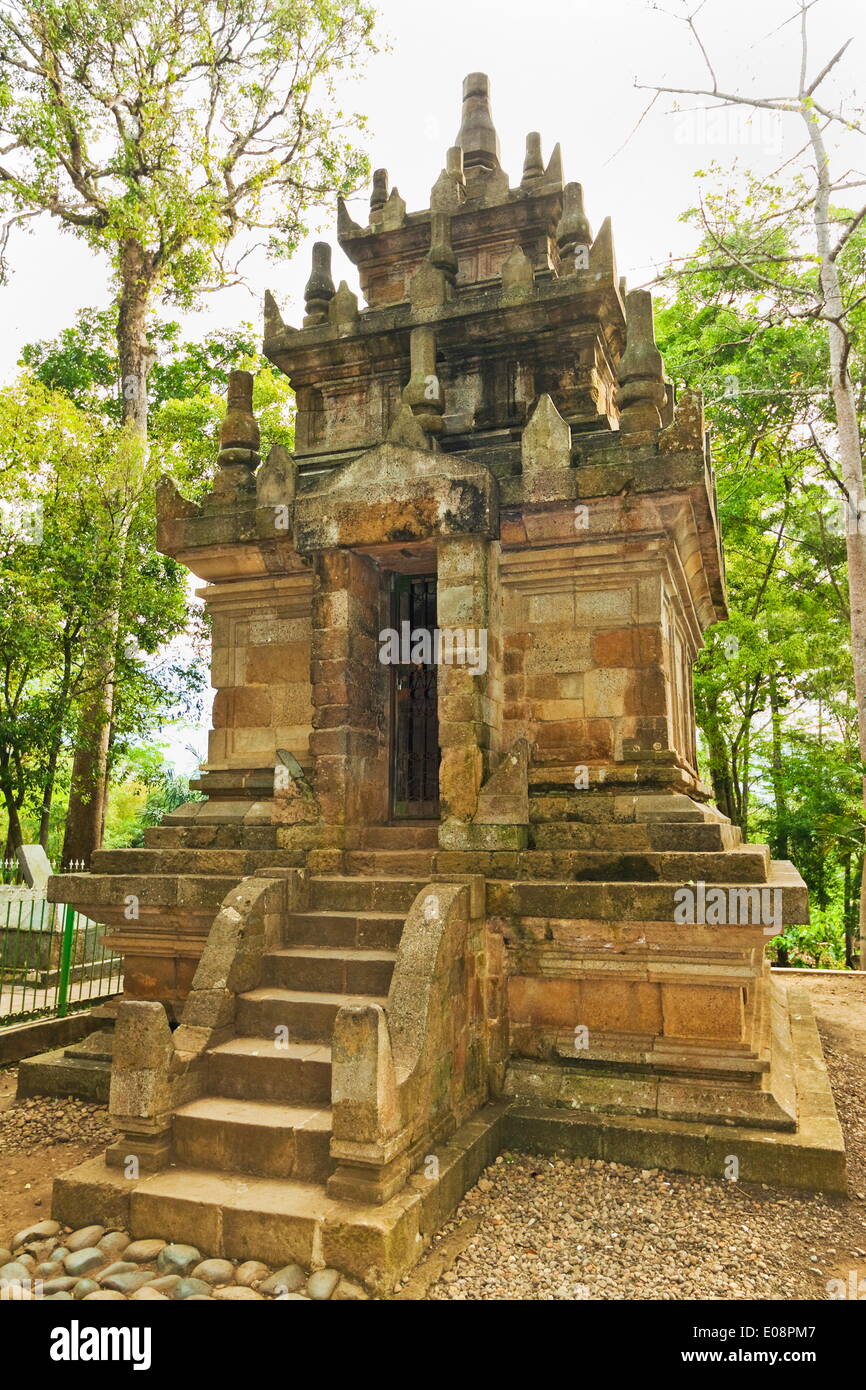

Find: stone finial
<box><xmin>501</xmin><ymin>244</ymin><xmax>534</xmax><ymax>299</ymax></box>
<box><xmin>411</xmin><ymin>209</ymin><xmax>457</xmax><ymax>309</ymax></box>
<box><xmin>370</xmin><ymin>168</ymin><xmax>388</xmax><ymax>224</ymax></box>
<box><xmin>521</xmin><ymin>132</ymin><xmax>544</xmax><ymax>188</ymax></box>
<box><xmin>304</xmin><ymin>242</ymin><xmax>335</xmax><ymax>326</ymax></box>
<box><xmin>329</xmin><ymin>280</ymin><xmax>360</xmax><ymax>335</ymax></box>
<box><xmin>220</xmin><ymin>370</ymin><xmax>260</xmax><ymax>454</ymax></box>
<box><xmin>521</xmin><ymin>393</ymin><xmax>573</xmax><ymax>501</ymax></box>
<box><xmin>589</xmin><ymin>217</ymin><xmax>617</xmax><ymax>283</ymax></box>
<box><xmin>455</xmin><ymin>72</ymin><xmax>500</xmax><ymax>171</ymax></box>
<box><xmin>446</xmin><ymin>145</ymin><xmax>466</xmax><ymax>185</ymax></box>
<box><xmin>401</xmin><ymin>325</ymin><xmax>444</xmax><ymax>441</ymax></box>
<box><xmin>616</xmin><ymin>289</ymin><xmax>668</xmax><ymax>437</ymax></box>
<box><xmin>381</xmin><ymin>186</ymin><xmax>406</xmax><ymax>231</ymax></box>
<box><xmin>212</xmin><ymin>369</ymin><xmax>260</xmax><ymax>500</ymax></box>
<box><xmin>431</xmin><ymin>146</ymin><xmax>466</xmax><ymax>213</ymax></box>
<box><xmin>256</xmin><ymin>442</ymin><xmax>296</xmax><ymax>507</ymax></box>
<box><xmin>428</xmin><ymin>211</ymin><xmax>457</xmax><ymax>283</ymax></box>
<box><xmin>337</xmin><ymin>197</ymin><xmax>363</xmax><ymax>240</ymax></box>
<box><xmin>557</xmin><ymin>183</ymin><xmax>592</xmax><ymax>274</ymax></box>
<box><xmin>543</xmin><ymin>142</ymin><xmax>563</xmax><ymax>188</ymax></box>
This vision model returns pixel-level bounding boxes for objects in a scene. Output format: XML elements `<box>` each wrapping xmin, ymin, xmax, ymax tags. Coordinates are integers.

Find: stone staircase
<box><xmin>166</xmin><ymin>832</ymin><xmax>436</xmax><ymax>1190</ymax></box>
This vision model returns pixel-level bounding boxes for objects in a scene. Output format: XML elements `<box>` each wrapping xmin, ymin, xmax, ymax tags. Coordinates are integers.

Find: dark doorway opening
<box><xmin>390</xmin><ymin>573</ymin><xmax>440</xmax><ymax>819</ymax></box>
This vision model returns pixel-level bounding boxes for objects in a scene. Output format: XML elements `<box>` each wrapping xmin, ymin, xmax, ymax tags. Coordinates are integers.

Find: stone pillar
<box><xmin>437</xmin><ymin>535</ymin><xmax>492</xmax><ymax>836</ymax></box>
<box><xmin>309</xmin><ymin>548</ymin><xmax>388</xmax><ymax>839</ymax></box>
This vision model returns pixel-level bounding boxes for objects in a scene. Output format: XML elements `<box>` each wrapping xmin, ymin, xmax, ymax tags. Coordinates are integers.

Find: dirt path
<box><xmin>0</xmin><ymin>1063</ymin><xmax>115</xmax><ymax>1242</ymax></box>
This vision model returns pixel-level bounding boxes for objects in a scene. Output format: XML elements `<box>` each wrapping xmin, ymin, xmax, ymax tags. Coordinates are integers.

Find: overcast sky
<box><xmin>2</xmin><ymin>0</ymin><xmax>862</xmax><ymax>773</ymax></box>
<box><xmin>1</xmin><ymin>0</ymin><xmax>863</xmax><ymax>381</ymax></box>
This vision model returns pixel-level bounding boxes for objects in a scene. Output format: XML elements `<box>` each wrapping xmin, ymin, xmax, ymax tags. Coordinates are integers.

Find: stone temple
<box><xmin>49</xmin><ymin>73</ymin><xmax>844</xmax><ymax>1294</ymax></box>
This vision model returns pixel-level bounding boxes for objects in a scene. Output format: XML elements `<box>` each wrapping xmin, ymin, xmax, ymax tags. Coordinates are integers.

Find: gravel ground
<box><xmin>423</xmin><ymin>1154</ymin><xmax>865</xmax><ymax>1300</ymax></box>
<box><xmin>0</xmin><ymin>1091</ymin><xmax>116</xmax><ymax>1156</ymax></box>
<box><xmin>1</xmin><ymin>976</ymin><xmax>864</xmax><ymax>1302</ymax></box>
<box><xmin>421</xmin><ymin>1003</ymin><xmax>866</xmax><ymax>1301</ymax></box>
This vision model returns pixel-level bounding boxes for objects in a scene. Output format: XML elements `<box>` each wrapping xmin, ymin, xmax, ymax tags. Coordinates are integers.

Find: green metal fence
<box><xmin>0</xmin><ymin>893</ymin><xmax>123</xmax><ymax>1028</ymax></box>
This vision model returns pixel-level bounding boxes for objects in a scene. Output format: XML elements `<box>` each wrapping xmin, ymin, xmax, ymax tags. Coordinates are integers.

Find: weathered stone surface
<box><xmin>259</xmin><ymin>1264</ymin><xmax>306</xmax><ymax>1295</ymax></box>
<box><xmin>190</xmin><ymin>1258</ymin><xmax>234</xmax><ymax>1285</ymax></box>
<box><xmin>66</xmin><ymin>1224</ymin><xmax>106</xmax><ymax>1252</ymax></box>
<box><xmin>64</xmin><ymin>1248</ymin><xmax>107</xmax><ymax>1278</ymax></box>
<box><xmin>156</xmin><ymin>1243</ymin><xmax>201</xmax><ymax>1276</ymax></box>
<box><xmin>12</xmin><ymin>1219</ymin><xmax>60</xmax><ymax>1247</ymax></box>
<box><xmin>306</xmin><ymin>1268</ymin><xmax>340</xmax><ymax>1300</ymax></box>
<box><xmin>123</xmin><ymin>1238</ymin><xmax>166</xmax><ymax>1263</ymax></box>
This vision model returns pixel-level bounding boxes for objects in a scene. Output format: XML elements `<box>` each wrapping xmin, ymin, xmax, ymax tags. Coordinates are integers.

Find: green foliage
<box><xmin>0</xmin><ymin>1</ymin><xmax>377</xmax><ymax>298</ymax></box>
<box><xmin>657</xmin><ymin>172</ymin><xmax>865</xmax><ymax>967</ymax></box>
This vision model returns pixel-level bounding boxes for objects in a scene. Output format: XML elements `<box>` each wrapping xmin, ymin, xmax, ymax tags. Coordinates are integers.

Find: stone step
<box><xmin>310</xmin><ymin>875</ymin><xmax>427</xmax><ymax>913</ymax></box>
<box><xmin>90</xmin><ymin>847</ymin><xmax>300</xmax><ymax>876</ymax></box>
<box><xmin>143</xmin><ymin>823</ymin><xmax>281</xmax><ymax>851</ymax></box>
<box><xmin>530</xmin><ymin>822</ymin><xmax>742</xmax><ymax>852</ymax></box>
<box><xmin>528</xmin><ymin>792</ymin><xmax>730</xmax><ymax>825</ymax></box>
<box><xmin>344</xmin><ymin>850</ymin><xmax>436</xmax><ymax>876</ymax></box>
<box><xmin>264</xmin><ymin>946</ymin><xmax>395</xmax><ymax>996</ymax></box>
<box><xmin>207</xmin><ymin>1038</ymin><xmax>332</xmax><ymax>1104</ymax></box>
<box><xmin>359</xmin><ymin>824</ymin><xmax>438</xmax><ymax>849</ymax></box>
<box><xmin>283</xmin><ymin>910</ymin><xmax>405</xmax><ymax>951</ymax></box>
<box><xmin>437</xmin><ymin>846</ymin><xmax>770</xmax><ymax>884</ymax></box>
<box><xmin>236</xmin><ymin>986</ymin><xmax>388</xmax><ymax>1042</ymax></box>
<box><xmin>494</xmin><ymin>861</ymin><xmax>808</xmax><ymax>923</ymax></box>
<box><xmin>173</xmin><ymin>1097</ymin><xmax>333</xmax><ymax>1182</ymax></box>
<box><xmin>47</xmin><ymin>872</ymin><xmax>239</xmax><ymax>911</ymax></box>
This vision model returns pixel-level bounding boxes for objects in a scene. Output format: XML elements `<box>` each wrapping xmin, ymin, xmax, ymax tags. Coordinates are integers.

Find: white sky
<box><xmin>1</xmin><ymin>0</ymin><xmax>863</xmax><ymax>773</ymax></box>
<box><xmin>2</xmin><ymin>0</ymin><xmax>863</xmax><ymax>378</ymax></box>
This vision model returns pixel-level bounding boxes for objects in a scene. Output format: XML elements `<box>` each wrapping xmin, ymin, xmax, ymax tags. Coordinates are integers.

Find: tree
<box><xmin>641</xmin><ymin>0</ymin><xmax>866</xmax><ymax>963</ymax></box>
<box><xmin>0</xmin><ymin>0</ymin><xmax>375</xmax><ymax>858</ymax></box>
<box><xmin>655</xmin><ymin>183</ymin><xmax>863</xmax><ymax>967</ymax></box>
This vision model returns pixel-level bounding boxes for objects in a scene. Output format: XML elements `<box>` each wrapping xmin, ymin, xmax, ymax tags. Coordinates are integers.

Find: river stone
<box><xmin>45</xmin><ymin>1291</ymin><xmax>74</xmax><ymax>1300</ymax></box>
<box><xmin>185</xmin><ymin>1295</ymin><xmax>215</xmax><ymax>1300</ymax></box>
<box><xmin>235</xmin><ymin>1260</ymin><xmax>271</xmax><ymax>1287</ymax></box>
<box><xmin>18</xmin><ymin>1238</ymin><xmax>57</xmax><ymax>1262</ymax></box>
<box><xmin>14</xmin><ymin>1253</ymin><xmax>36</xmax><ymax>1272</ymax></box>
<box><xmin>259</xmin><ymin>1263</ymin><xmax>306</xmax><ymax>1295</ymax></box>
<box><xmin>12</xmin><ymin>1220</ymin><xmax>60</xmax><ymax>1247</ymax></box>
<box><xmin>83</xmin><ymin>1290</ymin><xmax>127</xmax><ymax>1300</ymax></box>
<box><xmin>332</xmin><ymin>1278</ymin><xmax>368</xmax><ymax>1301</ymax></box>
<box><xmin>98</xmin><ymin>1231</ymin><xmax>131</xmax><ymax>1259</ymax></box>
<box><xmin>42</xmin><ymin>1277</ymin><xmax>79</xmax><ymax>1295</ymax></box>
<box><xmin>307</xmin><ymin>1269</ymin><xmax>340</xmax><ymax>1300</ymax></box>
<box><xmin>0</xmin><ymin>1249</ymin><xmax>10</xmax><ymax>1266</ymax></box>
<box><xmin>101</xmin><ymin>1270</ymin><xmax>156</xmax><ymax>1295</ymax></box>
<box><xmin>175</xmin><ymin>1277</ymin><xmax>212</xmax><ymax>1299</ymax></box>
<box><xmin>34</xmin><ymin>1261</ymin><xmax>63</xmax><ymax>1278</ymax></box>
<box><xmin>97</xmin><ymin>1261</ymin><xmax>138</xmax><ymax>1281</ymax></box>
<box><xmin>52</xmin><ymin>1248</ymin><xmax>70</xmax><ymax>1262</ymax></box>
<box><xmin>157</xmin><ymin>1244</ymin><xmax>201</xmax><ymax>1276</ymax></box>
<box><xmin>212</xmin><ymin>1286</ymin><xmax>263</xmax><ymax>1300</ymax></box>
<box><xmin>131</xmin><ymin>1287</ymin><xmax>168</xmax><ymax>1300</ymax></box>
<box><xmin>66</xmin><ymin>1225</ymin><xmax>105</xmax><ymax>1252</ymax></box>
<box><xmin>191</xmin><ymin>1258</ymin><xmax>235</xmax><ymax>1286</ymax></box>
<box><xmin>124</xmin><ymin>1239</ymin><xmax>166</xmax><ymax>1263</ymax></box>
<box><xmin>145</xmin><ymin>1275</ymin><xmax>181</xmax><ymax>1293</ymax></box>
<box><xmin>64</xmin><ymin>1248</ymin><xmax>107</xmax><ymax>1278</ymax></box>
<box><xmin>0</xmin><ymin>1262</ymin><xmax>32</xmax><ymax>1284</ymax></box>
<box><xmin>73</xmin><ymin>1279</ymin><xmax>101</xmax><ymax>1299</ymax></box>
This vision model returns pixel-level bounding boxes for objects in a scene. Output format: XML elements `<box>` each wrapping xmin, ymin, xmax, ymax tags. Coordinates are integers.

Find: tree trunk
<box><xmin>62</xmin><ymin>238</ymin><xmax>155</xmax><ymax>865</ymax></box>
<box><xmin>769</xmin><ymin>674</ymin><xmax>789</xmax><ymax>860</ymax></box>
<box><xmin>803</xmin><ymin>108</ymin><xmax>866</xmax><ymax>967</ymax></box>
<box><xmin>701</xmin><ymin>694</ymin><xmax>736</xmax><ymax>823</ymax></box>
